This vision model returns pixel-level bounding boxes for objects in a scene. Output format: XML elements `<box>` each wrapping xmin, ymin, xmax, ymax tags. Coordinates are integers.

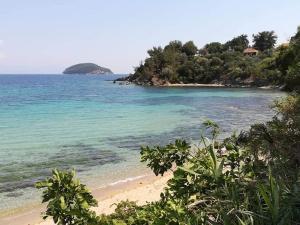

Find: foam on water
<box><xmin>108</xmin><ymin>175</ymin><xmax>147</xmax><ymax>186</ymax></box>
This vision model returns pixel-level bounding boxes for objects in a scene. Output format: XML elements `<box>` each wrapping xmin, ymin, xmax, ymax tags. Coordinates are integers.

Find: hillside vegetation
<box><xmin>121</xmin><ymin>27</ymin><xmax>300</xmax><ymax>91</ymax></box>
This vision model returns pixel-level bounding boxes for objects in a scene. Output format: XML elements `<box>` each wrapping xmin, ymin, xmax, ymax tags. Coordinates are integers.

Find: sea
<box><xmin>0</xmin><ymin>74</ymin><xmax>285</xmax><ymax>214</ymax></box>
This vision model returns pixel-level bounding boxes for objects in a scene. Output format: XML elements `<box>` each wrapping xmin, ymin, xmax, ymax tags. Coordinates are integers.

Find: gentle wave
<box><xmin>108</xmin><ymin>175</ymin><xmax>148</xmax><ymax>186</ymax></box>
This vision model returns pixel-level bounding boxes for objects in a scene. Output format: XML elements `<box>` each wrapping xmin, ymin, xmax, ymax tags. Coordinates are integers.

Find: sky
<box><xmin>0</xmin><ymin>0</ymin><xmax>299</xmax><ymax>74</ymax></box>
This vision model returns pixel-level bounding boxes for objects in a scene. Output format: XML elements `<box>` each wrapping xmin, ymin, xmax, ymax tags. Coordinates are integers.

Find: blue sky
<box><xmin>0</xmin><ymin>0</ymin><xmax>299</xmax><ymax>74</ymax></box>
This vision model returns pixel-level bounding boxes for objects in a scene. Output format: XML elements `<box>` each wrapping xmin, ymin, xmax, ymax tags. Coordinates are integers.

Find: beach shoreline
<box><xmin>0</xmin><ymin>172</ymin><xmax>172</xmax><ymax>225</ymax></box>
<box><xmin>115</xmin><ymin>80</ymin><xmax>281</xmax><ymax>89</ymax></box>
<box><xmin>161</xmin><ymin>83</ymin><xmax>225</xmax><ymax>87</ymax></box>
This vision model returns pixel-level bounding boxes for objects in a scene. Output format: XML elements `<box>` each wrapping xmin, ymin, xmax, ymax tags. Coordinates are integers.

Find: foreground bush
<box><xmin>37</xmin><ymin>94</ymin><xmax>300</xmax><ymax>225</ymax></box>
<box><xmin>36</xmin><ymin>169</ymin><xmax>99</xmax><ymax>225</ymax></box>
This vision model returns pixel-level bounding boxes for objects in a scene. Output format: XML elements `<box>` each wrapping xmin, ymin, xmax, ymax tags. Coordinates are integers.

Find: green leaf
<box><xmin>177</xmin><ymin>166</ymin><xmax>199</xmax><ymax>176</ymax></box>
<box><xmin>60</xmin><ymin>196</ymin><xmax>66</xmax><ymax>210</ymax></box>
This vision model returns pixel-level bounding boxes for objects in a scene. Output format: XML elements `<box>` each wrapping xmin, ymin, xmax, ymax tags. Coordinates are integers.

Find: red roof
<box><xmin>243</xmin><ymin>48</ymin><xmax>259</xmax><ymax>53</ymax></box>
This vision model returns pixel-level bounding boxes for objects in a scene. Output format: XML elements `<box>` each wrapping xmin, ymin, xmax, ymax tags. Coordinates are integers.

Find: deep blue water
<box><xmin>0</xmin><ymin>74</ymin><xmax>285</xmax><ymax>212</ymax></box>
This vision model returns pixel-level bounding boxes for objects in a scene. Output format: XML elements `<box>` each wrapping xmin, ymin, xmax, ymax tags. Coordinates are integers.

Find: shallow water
<box><xmin>0</xmin><ymin>74</ymin><xmax>285</xmax><ymax>213</ymax></box>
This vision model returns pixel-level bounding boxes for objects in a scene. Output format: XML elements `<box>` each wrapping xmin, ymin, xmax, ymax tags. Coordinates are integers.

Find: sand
<box><xmin>162</xmin><ymin>83</ymin><xmax>225</xmax><ymax>87</ymax></box>
<box><xmin>0</xmin><ymin>173</ymin><xmax>172</xmax><ymax>225</ymax></box>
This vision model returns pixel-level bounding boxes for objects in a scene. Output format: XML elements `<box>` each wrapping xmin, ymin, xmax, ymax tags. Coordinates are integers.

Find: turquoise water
<box><xmin>0</xmin><ymin>74</ymin><xmax>285</xmax><ymax>213</ymax></box>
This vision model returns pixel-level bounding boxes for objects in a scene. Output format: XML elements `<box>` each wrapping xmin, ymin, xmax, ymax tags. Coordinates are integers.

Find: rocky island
<box><xmin>63</xmin><ymin>63</ymin><xmax>113</xmax><ymax>75</ymax></box>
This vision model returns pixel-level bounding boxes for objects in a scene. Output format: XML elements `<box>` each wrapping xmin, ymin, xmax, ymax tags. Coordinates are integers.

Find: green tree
<box><xmin>224</xmin><ymin>34</ymin><xmax>249</xmax><ymax>52</ymax></box>
<box><xmin>204</xmin><ymin>42</ymin><xmax>224</xmax><ymax>54</ymax></box>
<box><xmin>253</xmin><ymin>31</ymin><xmax>277</xmax><ymax>51</ymax></box>
<box><xmin>146</xmin><ymin>46</ymin><xmax>165</xmax><ymax>75</ymax></box>
<box><xmin>290</xmin><ymin>26</ymin><xmax>300</xmax><ymax>42</ymax></box>
<box><xmin>164</xmin><ymin>40</ymin><xmax>183</xmax><ymax>52</ymax></box>
<box><xmin>182</xmin><ymin>41</ymin><xmax>198</xmax><ymax>56</ymax></box>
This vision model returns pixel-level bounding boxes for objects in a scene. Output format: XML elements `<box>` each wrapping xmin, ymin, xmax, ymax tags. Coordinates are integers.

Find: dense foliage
<box><xmin>253</xmin><ymin>31</ymin><xmax>277</xmax><ymax>52</ymax></box>
<box><xmin>122</xmin><ymin>27</ymin><xmax>300</xmax><ymax>91</ymax></box>
<box><xmin>36</xmin><ymin>169</ymin><xmax>99</xmax><ymax>225</ymax></box>
<box><xmin>37</xmin><ymin>92</ymin><xmax>300</xmax><ymax>224</ymax></box>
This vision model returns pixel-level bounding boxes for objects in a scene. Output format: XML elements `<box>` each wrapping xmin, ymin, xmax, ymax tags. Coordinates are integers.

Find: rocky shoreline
<box><xmin>114</xmin><ymin>77</ymin><xmax>284</xmax><ymax>89</ymax></box>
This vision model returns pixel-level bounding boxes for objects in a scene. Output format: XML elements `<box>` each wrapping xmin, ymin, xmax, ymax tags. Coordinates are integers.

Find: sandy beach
<box><xmin>0</xmin><ymin>173</ymin><xmax>172</xmax><ymax>225</ymax></box>
<box><xmin>162</xmin><ymin>83</ymin><xmax>225</xmax><ymax>87</ymax></box>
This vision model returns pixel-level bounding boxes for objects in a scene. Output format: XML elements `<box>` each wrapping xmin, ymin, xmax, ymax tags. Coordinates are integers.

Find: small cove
<box><xmin>0</xmin><ymin>74</ymin><xmax>285</xmax><ymax>213</ymax></box>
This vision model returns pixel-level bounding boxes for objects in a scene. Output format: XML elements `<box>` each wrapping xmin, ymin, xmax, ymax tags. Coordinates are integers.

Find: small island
<box><xmin>63</xmin><ymin>63</ymin><xmax>113</xmax><ymax>75</ymax></box>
